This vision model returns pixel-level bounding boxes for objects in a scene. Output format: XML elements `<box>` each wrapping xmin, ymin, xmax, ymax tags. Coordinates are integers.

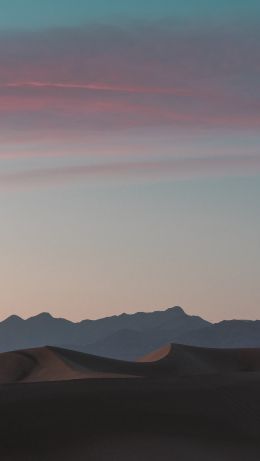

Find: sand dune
<box><xmin>0</xmin><ymin>350</ymin><xmax>35</xmax><ymax>383</ymax></box>
<box><xmin>139</xmin><ymin>343</ymin><xmax>260</xmax><ymax>374</ymax></box>
<box><xmin>0</xmin><ymin>346</ymin><xmax>139</xmax><ymax>383</ymax></box>
<box><xmin>1</xmin><ymin>343</ymin><xmax>260</xmax><ymax>384</ymax></box>
<box><xmin>138</xmin><ymin>344</ymin><xmax>172</xmax><ymax>362</ymax></box>
<box><xmin>1</xmin><ymin>344</ymin><xmax>260</xmax><ymax>459</ymax></box>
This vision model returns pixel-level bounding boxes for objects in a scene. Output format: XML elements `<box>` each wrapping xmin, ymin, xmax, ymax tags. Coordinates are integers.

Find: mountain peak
<box><xmin>28</xmin><ymin>312</ymin><xmax>54</xmax><ymax>321</ymax></box>
<box><xmin>3</xmin><ymin>314</ymin><xmax>23</xmax><ymax>323</ymax></box>
<box><xmin>168</xmin><ymin>306</ymin><xmax>186</xmax><ymax>315</ymax></box>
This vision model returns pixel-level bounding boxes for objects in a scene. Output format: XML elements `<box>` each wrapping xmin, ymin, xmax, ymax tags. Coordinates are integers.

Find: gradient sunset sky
<box><xmin>0</xmin><ymin>0</ymin><xmax>259</xmax><ymax>321</ymax></box>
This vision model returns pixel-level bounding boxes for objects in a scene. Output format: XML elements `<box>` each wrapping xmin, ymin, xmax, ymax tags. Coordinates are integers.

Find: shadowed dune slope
<box><xmin>0</xmin><ymin>350</ymin><xmax>35</xmax><ymax>383</ymax></box>
<box><xmin>1</xmin><ymin>344</ymin><xmax>260</xmax><ymax>459</ymax></box>
<box><xmin>139</xmin><ymin>343</ymin><xmax>260</xmax><ymax>374</ymax></box>
<box><xmin>1</xmin><ymin>343</ymin><xmax>260</xmax><ymax>383</ymax></box>
<box><xmin>0</xmin><ymin>347</ymin><xmax>138</xmax><ymax>383</ymax></box>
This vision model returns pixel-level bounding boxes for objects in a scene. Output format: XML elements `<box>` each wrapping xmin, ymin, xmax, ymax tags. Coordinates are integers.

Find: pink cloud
<box><xmin>1</xmin><ymin>89</ymin><xmax>259</xmax><ymax>134</ymax></box>
<box><xmin>1</xmin><ymin>155</ymin><xmax>259</xmax><ymax>188</ymax></box>
<box><xmin>0</xmin><ymin>21</ymin><xmax>259</xmax><ymax>152</ymax></box>
<box><xmin>3</xmin><ymin>81</ymin><xmax>190</xmax><ymax>96</ymax></box>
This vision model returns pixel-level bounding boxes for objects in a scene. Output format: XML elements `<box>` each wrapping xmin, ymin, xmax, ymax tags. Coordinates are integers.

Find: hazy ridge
<box><xmin>1</xmin><ymin>306</ymin><xmax>260</xmax><ymax>360</ymax></box>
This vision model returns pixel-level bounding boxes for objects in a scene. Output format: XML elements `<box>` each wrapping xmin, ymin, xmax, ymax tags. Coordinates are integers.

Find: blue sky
<box><xmin>0</xmin><ymin>0</ymin><xmax>259</xmax><ymax>321</ymax></box>
<box><xmin>1</xmin><ymin>0</ymin><xmax>260</xmax><ymax>29</ymax></box>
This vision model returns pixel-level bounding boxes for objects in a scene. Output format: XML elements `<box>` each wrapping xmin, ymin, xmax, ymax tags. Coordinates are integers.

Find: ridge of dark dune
<box><xmin>139</xmin><ymin>342</ymin><xmax>260</xmax><ymax>374</ymax></box>
<box><xmin>1</xmin><ymin>343</ymin><xmax>260</xmax><ymax>385</ymax></box>
<box><xmin>1</xmin><ymin>343</ymin><xmax>260</xmax><ymax>460</ymax></box>
<box><xmin>0</xmin><ymin>346</ymin><xmax>140</xmax><ymax>383</ymax></box>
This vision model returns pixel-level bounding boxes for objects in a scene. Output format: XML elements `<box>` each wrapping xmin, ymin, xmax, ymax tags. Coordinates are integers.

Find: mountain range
<box><xmin>1</xmin><ymin>306</ymin><xmax>260</xmax><ymax>360</ymax></box>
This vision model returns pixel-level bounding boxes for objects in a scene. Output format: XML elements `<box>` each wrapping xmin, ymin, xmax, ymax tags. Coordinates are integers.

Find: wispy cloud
<box><xmin>0</xmin><ymin>21</ymin><xmax>259</xmax><ymax>139</ymax></box>
<box><xmin>3</xmin><ymin>81</ymin><xmax>190</xmax><ymax>96</ymax></box>
<box><xmin>1</xmin><ymin>155</ymin><xmax>259</xmax><ymax>188</ymax></box>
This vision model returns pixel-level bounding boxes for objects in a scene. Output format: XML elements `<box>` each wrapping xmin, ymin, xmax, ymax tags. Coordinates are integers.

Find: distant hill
<box><xmin>0</xmin><ymin>306</ymin><xmax>260</xmax><ymax>360</ymax></box>
<box><xmin>177</xmin><ymin>320</ymin><xmax>260</xmax><ymax>349</ymax></box>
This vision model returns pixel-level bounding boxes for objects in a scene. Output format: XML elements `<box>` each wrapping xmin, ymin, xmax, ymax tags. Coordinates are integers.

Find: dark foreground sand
<box><xmin>0</xmin><ymin>344</ymin><xmax>260</xmax><ymax>460</ymax></box>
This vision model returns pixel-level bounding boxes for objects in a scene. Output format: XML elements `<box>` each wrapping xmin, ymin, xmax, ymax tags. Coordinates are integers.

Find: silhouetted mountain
<box><xmin>70</xmin><ymin>319</ymin><xmax>260</xmax><ymax>360</ymax></box>
<box><xmin>0</xmin><ymin>306</ymin><xmax>207</xmax><ymax>357</ymax></box>
<box><xmin>177</xmin><ymin>320</ymin><xmax>260</xmax><ymax>348</ymax></box>
<box><xmin>0</xmin><ymin>306</ymin><xmax>260</xmax><ymax>360</ymax></box>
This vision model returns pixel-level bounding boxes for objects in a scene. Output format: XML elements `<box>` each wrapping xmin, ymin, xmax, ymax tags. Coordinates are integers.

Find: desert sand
<box><xmin>0</xmin><ymin>344</ymin><xmax>260</xmax><ymax>460</ymax></box>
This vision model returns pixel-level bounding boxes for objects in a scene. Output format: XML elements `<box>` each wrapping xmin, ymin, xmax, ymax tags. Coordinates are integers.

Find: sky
<box><xmin>0</xmin><ymin>1</ymin><xmax>259</xmax><ymax>322</ymax></box>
